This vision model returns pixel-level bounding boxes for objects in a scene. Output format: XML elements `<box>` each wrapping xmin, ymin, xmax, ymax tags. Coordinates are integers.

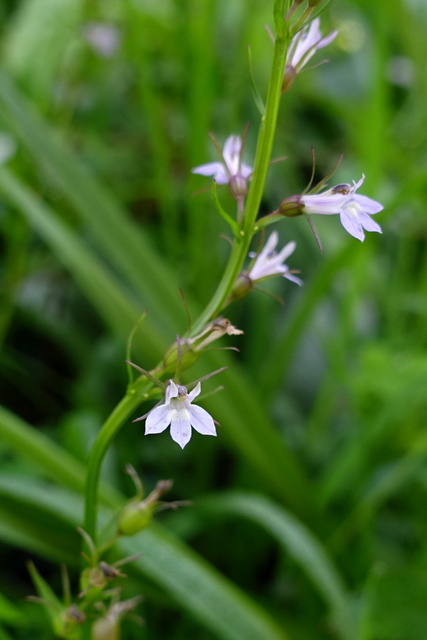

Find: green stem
<box><xmin>83</xmin><ymin>385</ymin><xmax>151</xmax><ymax>541</ymax></box>
<box><xmin>83</xmin><ymin>1</ymin><xmax>291</xmax><ymax>543</ymax></box>
<box><xmin>191</xmin><ymin>11</ymin><xmax>290</xmax><ymax>334</ymax></box>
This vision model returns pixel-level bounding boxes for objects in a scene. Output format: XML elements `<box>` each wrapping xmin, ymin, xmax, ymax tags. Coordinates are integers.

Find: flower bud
<box><xmin>118</xmin><ymin>500</ymin><xmax>153</xmax><ymax>536</ymax></box>
<box><xmin>160</xmin><ymin>340</ymin><xmax>198</xmax><ymax>376</ymax></box>
<box><xmin>59</xmin><ymin>604</ymin><xmax>86</xmax><ymax>634</ymax></box>
<box><xmin>118</xmin><ymin>479</ymin><xmax>173</xmax><ymax>536</ymax></box>
<box><xmin>278</xmin><ymin>195</ymin><xmax>303</xmax><ymax>217</ymax></box>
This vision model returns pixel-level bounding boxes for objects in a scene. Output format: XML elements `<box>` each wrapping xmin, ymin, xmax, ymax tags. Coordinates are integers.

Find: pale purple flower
<box><xmin>248</xmin><ymin>231</ymin><xmax>303</xmax><ymax>286</ymax></box>
<box><xmin>286</xmin><ymin>17</ymin><xmax>338</xmax><ymax>74</ymax></box>
<box><xmin>83</xmin><ymin>22</ymin><xmax>120</xmax><ymax>58</ymax></box>
<box><xmin>301</xmin><ymin>175</ymin><xmax>383</xmax><ymax>242</ymax></box>
<box><xmin>143</xmin><ymin>380</ymin><xmax>216</xmax><ymax>449</ymax></box>
<box><xmin>192</xmin><ymin>135</ymin><xmax>253</xmax><ymax>186</ymax></box>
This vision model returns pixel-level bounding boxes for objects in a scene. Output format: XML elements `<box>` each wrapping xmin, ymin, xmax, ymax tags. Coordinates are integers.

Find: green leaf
<box><xmin>0</xmin><ymin>405</ymin><xmax>119</xmax><ymax>508</ymax></box>
<box><xmin>0</xmin><ymin>475</ymin><xmax>292</xmax><ymax>640</ymax></box>
<box><xmin>360</xmin><ymin>566</ymin><xmax>427</xmax><ymax>640</ymax></box>
<box><xmin>0</xmin><ymin>167</ymin><xmax>167</xmax><ymax>356</ymax></box>
<box><xmin>2</xmin><ymin>0</ymin><xmax>83</xmax><ymax>105</ymax></box>
<box><xmin>0</xmin><ymin>593</ymin><xmax>23</xmax><ymax>626</ymax></box>
<box><xmin>27</xmin><ymin>561</ymin><xmax>63</xmax><ymax>625</ymax></box>
<box><xmin>121</xmin><ymin>527</ymin><xmax>292</xmax><ymax>640</ymax></box>
<box><xmin>200</xmin><ymin>492</ymin><xmax>355</xmax><ymax>640</ymax></box>
<box><xmin>0</xmin><ymin>71</ymin><xmax>186</xmax><ymax>329</ymax></box>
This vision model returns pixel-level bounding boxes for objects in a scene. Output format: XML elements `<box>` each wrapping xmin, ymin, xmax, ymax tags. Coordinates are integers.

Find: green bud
<box><xmin>118</xmin><ymin>500</ymin><xmax>153</xmax><ymax>536</ymax></box>
<box><xmin>227</xmin><ymin>273</ymin><xmax>253</xmax><ymax>304</ymax></box>
<box><xmin>160</xmin><ymin>340</ymin><xmax>198</xmax><ymax>376</ymax></box>
<box><xmin>278</xmin><ymin>195</ymin><xmax>303</xmax><ymax>217</ymax></box>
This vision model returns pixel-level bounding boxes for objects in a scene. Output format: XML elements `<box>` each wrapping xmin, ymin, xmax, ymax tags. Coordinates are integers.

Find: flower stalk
<box><xmin>190</xmin><ymin>7</ymin><xmax>291</xmax><ymax>334</ymax></box>
<box><xmin>83</xmin><ymin>3</ymin><xmax>292</xmax><ymax>543</ymax></box>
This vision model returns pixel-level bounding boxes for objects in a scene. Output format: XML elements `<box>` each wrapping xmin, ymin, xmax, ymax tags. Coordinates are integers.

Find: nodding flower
<box><xmin>282</xmin><ymin>18</ymin><xmax>338</xmax><ymax>91</ymax></box>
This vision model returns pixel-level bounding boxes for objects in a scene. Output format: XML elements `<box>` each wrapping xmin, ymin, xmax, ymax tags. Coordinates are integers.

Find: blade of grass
<box><xmin>0</xmin><ymin>405</ymin><xmax>119</xmax><ymax>507</ymax></box>
<box><xmin>0</xmin><ymin>477</ymin><xmax>292</xmax><ymax>640</ymax></box>
<box><xmin>200</xmin><ymin>492</ymin><xmax>355</xmax><ymax>640</ymax></box>
<box><xmin>0</xmin><ymin>70</ymin><xmax>186</xmax><ymax>329</ymax></box>
<box><xmin>0</xmin><ymin>166</ymin><xmax>167</xmax><ymax>356</ymax></box>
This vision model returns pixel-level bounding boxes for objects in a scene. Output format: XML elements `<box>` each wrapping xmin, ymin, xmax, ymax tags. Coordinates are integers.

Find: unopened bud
<box><xmin>118</xmin><ymin>501</ymin><xmax>153</xmax><ymax>536</ymax></box>
<box><xmin>161</xmin><ymin>340</ymin><xmax>197</xmax><ymax>376</ymax></box>
<box><xmin>278</xmin><ymin>195</ymin><xmax>303</xmax><ymax>217</ymax></box>
<box><xmin>62</xmin><ymin>604</ymin><xmax>86</xmax><ymax>626</ymax></box>
<box><xmin>118</xmin><ymin>479</ymin><xmax>173</xmax><ymax>536</ymax></box>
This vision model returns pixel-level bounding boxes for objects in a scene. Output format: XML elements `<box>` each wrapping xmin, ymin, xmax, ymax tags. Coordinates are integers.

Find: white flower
<box><xmin>248</xmin><ymin>231</ymin><xmax>303</xmax><ymax>285</ymax></box>
<box><xmin>192</xmin><ymin>135</ymin><xmax>253</xmax><ymax>185</ymax></box>
<box><xmin>144</xmin><ymin>380</ymin><xmax>216</xmax><ymax>449</ymax></box>
<box><xmin>286</xmin><ymin>17</ymin><xmax>338</xmax><ymax>73</ymax></box>
<box><xmin>301</xmin><ymin>175</ymin><xmax>383</xmax><ymax>242</ymax></box>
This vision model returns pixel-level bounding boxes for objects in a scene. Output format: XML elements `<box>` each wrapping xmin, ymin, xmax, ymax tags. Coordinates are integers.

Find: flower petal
<box><xmin>240</xmin><ymin>162</ymin><xmax>254</xmax><ymax>179</ymax></box>
<box><xmin>145</xmin><ymin>405</ymin><xmax>172</xmax><ymax>435</ymax></box>
<box><xmin>188</xmin><ymin>381</ymin><xmax>201</xmax><ymax>402</ymax></box>
<box><xmin>316</xmin><ymin>29</ymin><xmax>338</xmax><ymax>50</ymax></box>
<box><xmin>223</xmin><ymin>135</ymin><xmax>242</xmax><ymax>174</ymax></box>
<box><xmin>165</xmin><ymin>380</ymin><xmax>179</xmax><ymax>404</ymax></box>
<box><xmin>276</xmin><ymin>240</ymin><xmax>296</xmax><ymax>263</ymax></box>
<box><xmin>354</xmin><ymin>194</ymin><xmax>384</xmax><ymax>214</ymax></box>
<box><xmin>192</xmin><ymin>162</ymin><xmax>228</xmax><ymax>184</ymax></box>
<box><xmin>284</xmin><ymin>273</ymin><xmax>303</xmax><ymax>286</ymax></box>
<box><xmin>188</xmin><ymin>405</ymin><xmax>217</xmax><ymax>437</ymax></box>
<box><xmin>357</xmin><ymin>210</ymin><xmax>382</xmax><ymax>234</ymax></box>
<box><xmin>302</xmin><ymin>192</ymin><xmax>347</xmax><ymax>215</ymax></box>
<box><xmin>339</xmin><ymin>210</ymin><xmax>365</xmax><ymax>241</ymax></box>
<box><xmin>170</xmin><ymin>411</ymin><xmax>192</xmax><ymax>449</ymax></box>
<box><xmin>262</xmin><ymin>231</ymin><xmax>279</xmax><ymax>254</ymax></box>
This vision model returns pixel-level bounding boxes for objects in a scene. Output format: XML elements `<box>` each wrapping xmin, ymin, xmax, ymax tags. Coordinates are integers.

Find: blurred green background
<box><xmin>1</xmin><ymin>0</ymin><xmax>427</xmax><ymax>638</ymax></box>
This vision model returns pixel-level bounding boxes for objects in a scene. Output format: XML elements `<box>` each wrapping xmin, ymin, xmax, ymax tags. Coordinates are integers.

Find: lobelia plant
<box><xmin>4</xmin><ymin>1</ymin><xmax>385</xmax><ymax>638</ymax></box>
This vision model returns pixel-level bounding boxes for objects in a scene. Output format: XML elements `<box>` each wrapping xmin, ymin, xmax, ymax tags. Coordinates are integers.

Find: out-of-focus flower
<box><xmin>283</xmin><ymin>18</ymin><xmax>338</xmax><ymax>91</ymax></box>
<box><xmin>91</xmin><ymin>596</ymin><xmax>143</xmax><ymax>640</ymax></box>
<box><xmin>141</xmin><ymin>380</ymin><xmax>216</xmax><ymax>449</ymax></box>
<box><xmin>300</xmin><ymin>175</ymin><xmax>383</xmax><ymax>241</ymax></box>
<box><xmin>192</xmin><ymin>135</ymin><xmax>253</xmax><ymax>201</ymax></box>
<box><xmin>83</xmin><ymin>22</ymin><xmax>120</xmax><ymax>58</ymax></box>
<box><xmin>248</xmin><ymin>231</ymin><xmax>303</xmax><ymax>285</ymax></box>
